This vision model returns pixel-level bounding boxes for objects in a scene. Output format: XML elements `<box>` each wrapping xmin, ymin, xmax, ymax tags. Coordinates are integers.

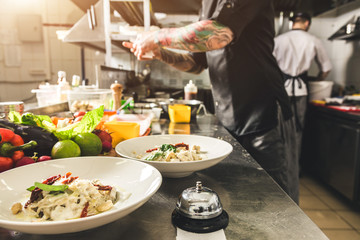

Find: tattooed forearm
<box><xmin>156</xmin><ymin>20</ymin><xmax>233</xmax><ymax>52</ymax></box>
<box><xmin>158</xmin><ymin>49</ymin><xmax>204</xmax><ymax>74</ymax></box>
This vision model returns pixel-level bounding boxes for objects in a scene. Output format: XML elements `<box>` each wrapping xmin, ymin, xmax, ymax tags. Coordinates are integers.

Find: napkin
<box><xmin>176</xmin><ymin>228</ymin><xmax>227</xmax><ymax>240</ymax></box>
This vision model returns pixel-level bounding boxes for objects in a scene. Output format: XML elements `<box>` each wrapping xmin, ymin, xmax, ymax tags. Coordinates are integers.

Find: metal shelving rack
<box><xmin>62</xmin><ymin>0</ymin><xmax>156</xmax><ymax>66</ymax></box>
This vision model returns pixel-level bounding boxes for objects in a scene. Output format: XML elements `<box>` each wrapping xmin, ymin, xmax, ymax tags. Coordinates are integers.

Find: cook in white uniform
<box><xmin>273</xmin><ymin>12</ymin><xmax>332</xmax><ymax>159</ymax></box>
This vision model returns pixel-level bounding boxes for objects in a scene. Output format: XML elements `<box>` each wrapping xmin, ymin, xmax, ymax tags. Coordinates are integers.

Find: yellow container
<box><xmin>168</xmin><ymin>104</ymin><xmax>191</xmax><ymax>123</ymax></box>
<box><xmin>104</xmin><ymin>121</ymin><xmax>140</xmax><ymax>147</ymax></box>
<box><xmin>168</xmin><ymin>122</ymin><xmax>191</xmax><ymax>134</ymax></box>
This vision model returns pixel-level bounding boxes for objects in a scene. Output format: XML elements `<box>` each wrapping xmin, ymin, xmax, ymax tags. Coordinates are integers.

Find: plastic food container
<box><xmin>168</xmin><ymin>104</ymin><xmax>191</xmax><ymax>123</ymax></box>
<box><xmin>31</xmin><ymin>87</ymin><xmax>62</xmax><ymax>107</ymax></box>
<box><xmin>67</xmin><ymin>89</ymin><xmax>112</xmax><ymax>112</ymax></box>
<box><xmin>103</xmin><ymin>121</ymin><xmax>140</xmax><ymax>147</ymax></box>
<box><xmin>0</xmin><ymin>101</ymin><xmax>24</xmax><ymax>119</ymax></box>
<box><xmin>308</xmin><ymin>81</ymin><xmax>334</xmax><ymax>102</ymax></box>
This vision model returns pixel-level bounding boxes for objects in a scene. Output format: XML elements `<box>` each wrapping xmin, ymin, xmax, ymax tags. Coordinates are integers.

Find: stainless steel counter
<box><xmin>0</xmin><ymin>115</ymin><xmax>328</xmax><ymax>240</ymax></box>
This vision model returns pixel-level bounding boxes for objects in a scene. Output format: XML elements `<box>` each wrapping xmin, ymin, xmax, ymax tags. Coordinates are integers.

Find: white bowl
<box><xmin>115</xmin><ymin>134</ymin><xmax>233</xmax><ymax>178</ymax></box>
<box><xmin>0</xmin><ymin>157</ymin><xmax>162</xmax><ymax>234</ymax></box>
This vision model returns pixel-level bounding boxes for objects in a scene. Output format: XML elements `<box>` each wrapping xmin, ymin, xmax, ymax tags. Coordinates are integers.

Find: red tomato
<box><xmin>74</xmin><ymin>111</ymin><xmax>86</xmax><ymax>118</ymax></box>
<box><xmin>0</xmin><ymin>157</ymin><xmax>13</xmax><ymax>172</ymax></box>
<box><xmin>74</xmin><ymin>116</ymin><xmax>83</xmax><ymax>122</ymax></box>
<box><xmin>0</xmin><ymin>128</ymin><xmax>15</xmax><ymax>143</ymax></box>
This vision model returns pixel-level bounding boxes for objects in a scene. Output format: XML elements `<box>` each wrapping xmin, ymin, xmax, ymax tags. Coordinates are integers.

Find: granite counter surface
<box><xmin>0</xmin><ymin>115</ymin><xmax>328</xmax><ymax>240</ymax></box>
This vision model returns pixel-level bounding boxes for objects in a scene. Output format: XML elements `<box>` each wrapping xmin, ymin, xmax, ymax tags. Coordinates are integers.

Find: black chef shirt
<box><xmin>193</xmin><ymin>0</ymin><xmax>292</xmax><ymax>136</ymax></box>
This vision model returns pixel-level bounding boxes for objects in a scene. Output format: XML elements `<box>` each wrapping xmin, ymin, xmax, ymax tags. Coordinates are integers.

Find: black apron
<box><xmin>283</xmin><ymin>72</ymin><xmax>309</xmax><ymax>131</ymax></box>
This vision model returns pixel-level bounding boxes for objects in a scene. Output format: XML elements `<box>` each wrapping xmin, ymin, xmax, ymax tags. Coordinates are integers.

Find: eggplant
<box><xmin>0</xmin><ymin>119</ymin><xmax>58</xmax><ymax>156</ymax></box>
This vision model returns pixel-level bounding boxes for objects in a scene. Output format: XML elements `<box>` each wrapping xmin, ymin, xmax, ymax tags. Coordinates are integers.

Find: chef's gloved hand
<box><xmin>122</xmin><ymin>31</ymin><xmax>160</xmax><ymax>60</ymax></box>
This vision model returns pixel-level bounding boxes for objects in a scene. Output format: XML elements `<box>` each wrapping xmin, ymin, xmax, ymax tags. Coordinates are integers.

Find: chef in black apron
<box><xmin>273</xmin><ymin>12</ymin><xmax>332</xmax><ymax>167</ymax></box>
<box><xmin>124</xmin><ymin>0</ymin><xmax>300</xmax><ymax>203</ymax></box>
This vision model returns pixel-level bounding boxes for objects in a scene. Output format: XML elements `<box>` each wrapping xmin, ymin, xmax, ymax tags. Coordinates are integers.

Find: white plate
<box><xmin>0</xmin><ymin>156</ymin><xmax>162</xmax><ymax>234</ymax></box>
<box><xmin>115</xmin><ymin>134</ymin><xmax>233</xmax><ymax>178</ymax></box>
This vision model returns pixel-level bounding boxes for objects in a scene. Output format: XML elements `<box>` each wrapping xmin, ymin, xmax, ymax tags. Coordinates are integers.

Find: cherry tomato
<box><xmin>74</xmin><ymin>116</ymin><xmax>83</xmax><ymax>122</ymax></box>
<box><xmin>74</xmin><ymin>111</ymin><xmax>86</xmax><ymax>118</ymax></box>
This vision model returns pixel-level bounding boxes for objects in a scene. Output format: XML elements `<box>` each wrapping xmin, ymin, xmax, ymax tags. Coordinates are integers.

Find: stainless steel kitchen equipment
<box><xmin>0</xmin><ymin>101</ymin><xmax>24</xmax><ymax>119</ymax></box>
<box><xmin>172</xmin><ymin>181</ymin><xmax>229</xmax><ymax>233</ymax></box>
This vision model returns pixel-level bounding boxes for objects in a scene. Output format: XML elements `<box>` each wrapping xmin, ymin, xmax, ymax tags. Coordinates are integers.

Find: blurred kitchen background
<box><xmin>0</xmin><ymin>0</ymin><xmax>360</xmax><ymax>104</ymax></box>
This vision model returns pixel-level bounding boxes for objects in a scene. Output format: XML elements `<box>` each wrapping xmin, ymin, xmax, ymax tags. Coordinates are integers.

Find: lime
<box><xmin>73</xmin><ymin>133</ymin><xmax>102</xmax><ymax>156</ymax></box>
<box><xmin>51</xmin><ymin>140</ymin><xmax>81</xmax><ymax>159</ymax></box>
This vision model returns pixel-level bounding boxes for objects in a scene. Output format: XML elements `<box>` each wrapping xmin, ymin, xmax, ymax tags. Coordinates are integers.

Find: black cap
<box><xmin>290</xmin><ymin>12</ymin><xmax>312</xmax><ymax>24</ymax></box>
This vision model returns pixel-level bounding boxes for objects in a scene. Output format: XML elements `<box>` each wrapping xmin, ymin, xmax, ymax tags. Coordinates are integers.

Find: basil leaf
<box><xmin>27</xmin><ymin>186</ymin><xmax>36</xmax><ymax>192</ymax></box>
<box><xmin>159</xmin><ymin>144</ymin><xmax>176</xmax><ymax>152</ymax></box>
<box><xmin>33</xmin><ymin>182</ymin><xmax>69</xmax><ymax>192</ymax></box>
<box><xmin>145</xmin><ymin>152</ymin><xmax>163</xmax><ymax>161</ymax></box>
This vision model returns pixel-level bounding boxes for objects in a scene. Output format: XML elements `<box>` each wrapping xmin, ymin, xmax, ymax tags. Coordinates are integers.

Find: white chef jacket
<box><xmin>273</xmin><ymin>29</ymin><xmax>332</xmax><ymax>96</ymax></box>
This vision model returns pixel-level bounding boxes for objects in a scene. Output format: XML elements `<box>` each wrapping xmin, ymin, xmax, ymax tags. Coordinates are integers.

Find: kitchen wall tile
<box><xmin>0</xmin><ymin>63</ymin><xmax>5</xmax><ymax>81</ymax></box>
<box><xmin>45</xmin><ymin>0</ymin><xmax>60</xmax><ymax>18</ymax></box>
<box><xmin>61</xmin><ymin>43</ymin><xmax>81</xmax><ymax>61</ymax></box>
<box><xmin>4</xmin><ymin>67</ymin><xmax>20</xmax><ymax>82</ymax></box>
<box><xmin>49</xmin><ymin>38</ymin><xmax>62</xmax><ymax>61</ymax></box>
<box><xmin>322</xmin><ymin>229</ymin><xmax>360</xmax><ymax>240</ymax></box>
<box><xmin>304</xmin><ymin>210</ymin><xmax>352</xmax><ymax>229</ymax></box>
<box><xmin>62</xmin><ymin>60</ymin><xmax>81</xmax><ymax>80</ymax></box>
<box><xmin>20</xmin><ymin>60</ymin><xmax>33</xmax><ymax>81</ymax></box>
<box><xmin>46</xmin><ymin>15</ymin><xmax>62</xmax><ymax>26</ymax></box>
<box><xmin>22</xmin><ymin>59</ymin><xmax>47</xmax><ymax>82</ymax></box>
<box><xmin>0</xmin><ymin>0</ymin><xmax>12</xmax><ymax>14</ymax></box>
<box><xmin>50</xmin><ymin>60</ymin><xmax>64</xmax><ymax>82</ymax></box>
<box><xmin>46</xmin><ymin>27</ymin><xmax>59</xmax><ymax>40</ymax></box>
<box><xmin>336</xmin><ymin>211</ymin><xmax>360</xmax><ymax>229</ymax></box>
<box><xmin>13</xmin><ymin>0</ymin><xmax>42</xmax><ymax>15</ymax></box>
<box><xmin>20</xmin><ymin>45</ymin><xmax>33</xmax><ymax>60</ymax></box>
<box><xmin>329</xmin><ymin>59</ymin><xmax>347</xmax><ymax>86</ymax></box>
<box><xmin>32</xmin><ymin>43</ymin><xmax>46</xmax><ymax>60</ymax></box>
<box><xmin>0</xmin><ymin>14</ymin><xmax>16</xmax><ymax>29</ymax></box>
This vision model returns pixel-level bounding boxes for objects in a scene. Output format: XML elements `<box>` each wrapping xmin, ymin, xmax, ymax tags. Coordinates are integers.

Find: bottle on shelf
<box><xmin>72</xmin><ymin>75</ymin><xmax>81</xmax><ymax>87</ymax></box>
<box><xmin>184</xmin><ymin>80</ymin><xmax>198</xmax><ymax>100</ymax></box>
<box><xmin>57</xmin><ymin>71</ymin><xmax>71</xmax><ymax>102</ymax></box>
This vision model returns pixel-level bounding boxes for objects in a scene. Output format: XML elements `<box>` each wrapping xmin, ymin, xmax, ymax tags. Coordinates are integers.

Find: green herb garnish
<box><xmin>27</xmin><ymin>182</ymin><xmax>69</xmax><ymax>192</ymax></box>
<box><xmin>159</xmin><ymin>144</ymin><xmax>176</xmax><ymax>152</ymax></box>
<box><xmin>26</xmin><ymin>186</ymin><xmax>36</xmax><ymax>192</ymax></box>
<box><xmin>145</xmin><ymin>152</ymin><xmax>164</xmax><ymax>161</ymax></box>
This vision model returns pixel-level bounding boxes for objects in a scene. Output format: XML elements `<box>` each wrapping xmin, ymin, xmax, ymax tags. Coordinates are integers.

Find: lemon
<box><xmin>51</xmin><ymin>140</ymin><xmax>81</xmax><ymax>159</ymax></box>
<box><xmin>73</xmin><ymin>133</ymin><xmax>102</xmax><ymax>156</ymax></box>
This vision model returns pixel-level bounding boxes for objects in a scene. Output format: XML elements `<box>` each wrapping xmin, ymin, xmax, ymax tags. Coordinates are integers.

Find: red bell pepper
<box><xmin>0</xmin><ymin>128</ymin><xmax>37</xmax><ymax>172</ymax></box>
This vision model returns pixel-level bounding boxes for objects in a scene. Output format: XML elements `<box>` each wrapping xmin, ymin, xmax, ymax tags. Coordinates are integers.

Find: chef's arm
<box><xmin>122</xmin><ymin>20</ymin><xmax>234</xmax><ymax>60</ymax></box>
<box><xmin>157</xmin><ymin>49</ymin><xmax>205</xmax><ymax>74</ymax></box>
<box><xmin>317</xmin><ymin>70</ymin><xmax>330</xmax><ymax>81</ymax></box>
<box><xmin>155</xmin><ymin>20</ymin><xmax>234</xmax><ymax>52</ymax></box>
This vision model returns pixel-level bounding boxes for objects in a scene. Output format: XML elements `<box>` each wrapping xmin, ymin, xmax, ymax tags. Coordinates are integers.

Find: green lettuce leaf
<box><xmin>9</xmin><ymin>111</ymin><xmax>53</xmax><ymax>128</ymax></box>
<box><xmin>8</xmin><ymin>111</ymin><xmax>22</xmax><ymax>123</ymax></box>
<box><xmin>51</xmin><ymin>105</ymin><xmax>104</xmax><ymax>140</ymax></box>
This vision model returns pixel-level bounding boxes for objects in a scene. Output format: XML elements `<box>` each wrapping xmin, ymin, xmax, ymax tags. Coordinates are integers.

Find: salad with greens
<box><xmin>139</xmin><ymin>143</ymin><xmax>205</xmax><ymax>162</ymax></box>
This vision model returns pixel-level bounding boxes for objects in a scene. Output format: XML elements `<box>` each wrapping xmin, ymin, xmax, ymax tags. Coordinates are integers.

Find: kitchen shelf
<box><xmin>63</xmin><ymin>0</ymin><xmax>156</xmax><ymax>66</ymax></box>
